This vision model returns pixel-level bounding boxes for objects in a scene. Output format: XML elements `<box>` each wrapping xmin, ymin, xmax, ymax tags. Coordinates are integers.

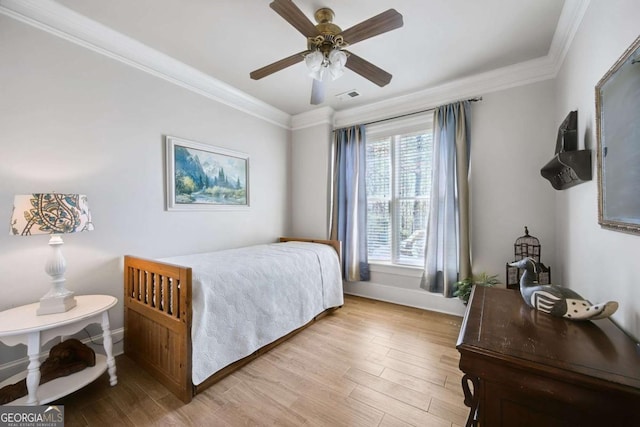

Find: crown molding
<box><xmin>547</xmin><ymin>0</ymin><xmax>591</xmax><ymax>74</ymax></box>
<box><xmin>2</xmin><ymin>0</ymin><xmax>589</xmax><ymax>132</ymax></box>
<box><xmin>0</xmin><ymin>0</ymin><xmax>292</xmax><ymax>129</ymax></box>
<box><xmin>290</xmin><ymin>107</ymin><xmax>334</xmax><ymax>131</ymax></box>
<box><xmin>333</xmin><ymin>55</ymin><xmax>556</xmax><ymax>128</ymax></box>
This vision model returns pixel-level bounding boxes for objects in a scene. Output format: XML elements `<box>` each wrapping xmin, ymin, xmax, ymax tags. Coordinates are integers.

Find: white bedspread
<box><xmin>160</xmin><ymin>241</ymin><xmax>343</xmax><ymax>385</ymax></box>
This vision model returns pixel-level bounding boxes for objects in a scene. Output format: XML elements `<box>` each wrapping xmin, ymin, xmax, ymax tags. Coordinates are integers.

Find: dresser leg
<box><xmin>101</xmin><ymin>311</ymin><xmax>117</xmax><ymax>386</ymax></box>
<box><xmin>462</xmin><ymin>374</ymin><xmax>480</xmax><ymax>427</ymax></box>
<box><xmin>26</xmin><ymin>333</ymin><xmax>41</xmax><ymax>405</ymax></box>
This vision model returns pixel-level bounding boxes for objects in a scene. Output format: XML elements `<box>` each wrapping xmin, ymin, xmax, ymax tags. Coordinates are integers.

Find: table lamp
<box><xmin>10</xmin><ymin>193</ymin><xmax>93</xmax><ymax>315</ymax></box>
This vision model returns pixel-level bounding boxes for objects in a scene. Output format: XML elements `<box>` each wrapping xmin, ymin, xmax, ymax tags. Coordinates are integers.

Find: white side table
<box><xmin>0</xmin><ymin>295</ymin><xmax>118</xmax><ymax>405</ymax></box>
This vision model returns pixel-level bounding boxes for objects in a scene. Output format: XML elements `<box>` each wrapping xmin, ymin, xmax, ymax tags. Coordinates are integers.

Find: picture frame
<box><xmin>165</xmin><ymin>136</ymin><xmax>250</xmax><ymax>211</ymax></box>
<box><xmin>595</xmin><ymin>35</ymin><xmax>640</xmax><ymax>234</ymax></box>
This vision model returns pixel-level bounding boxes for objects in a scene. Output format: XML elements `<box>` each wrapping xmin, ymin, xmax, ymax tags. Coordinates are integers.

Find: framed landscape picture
<box><xmin>166</xmin><ymin>136</ymin><xmax>249</xmax><ymax>211</ymax></box>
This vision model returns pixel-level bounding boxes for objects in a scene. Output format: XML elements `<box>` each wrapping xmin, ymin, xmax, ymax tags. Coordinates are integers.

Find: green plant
<box><xmin>454</xmin><ymin>272</ymin><xmax>499</xmax><ymax>304</ymax></box>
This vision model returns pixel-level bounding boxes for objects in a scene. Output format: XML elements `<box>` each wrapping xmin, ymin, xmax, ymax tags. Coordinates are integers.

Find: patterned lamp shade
<box><xmin>10</xmin><ymin>193</ymin><xmax>93</xmax><ymax>236</ymax></box>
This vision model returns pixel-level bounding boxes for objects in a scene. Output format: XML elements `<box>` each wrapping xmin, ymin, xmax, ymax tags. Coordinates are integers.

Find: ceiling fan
<box><xmin>249</xmin><ymin>0</ymin><xmax>403</xmax><ymax>105</ymax></box>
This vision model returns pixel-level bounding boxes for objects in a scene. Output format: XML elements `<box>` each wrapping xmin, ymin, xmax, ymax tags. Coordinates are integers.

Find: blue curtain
<box><xmin>421</xmin><ymin>101</ymin><xmax>472</xmax><ymax>296</ymax></box>
<box><xmin>330</xmin><ymin>125</ymin><xmax>370</xmax><ymax>281</ymax></box>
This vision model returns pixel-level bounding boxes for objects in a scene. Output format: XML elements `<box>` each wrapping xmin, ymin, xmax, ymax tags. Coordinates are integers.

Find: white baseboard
<box><xmin>0</xmin><ymin>328</ymin><xmax>124</xmax><ymax>381</ymax></box>
<box><xmin>344</xmin><ymin>281</ymin><xmax>467</xmax><ymax>317</ymax></box>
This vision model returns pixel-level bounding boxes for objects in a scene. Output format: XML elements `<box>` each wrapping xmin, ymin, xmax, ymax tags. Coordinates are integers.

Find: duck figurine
<box><xmin>509</xmin><ymin>257</ymin><xmax>618</xmax><ymax>321</ymax></box>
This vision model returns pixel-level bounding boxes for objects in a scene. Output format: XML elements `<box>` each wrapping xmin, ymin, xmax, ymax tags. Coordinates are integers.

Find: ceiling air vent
<box><xmin>336</xmin><ymin>90</ymin><xmax>361</xmax><ymax>101</ymax></box>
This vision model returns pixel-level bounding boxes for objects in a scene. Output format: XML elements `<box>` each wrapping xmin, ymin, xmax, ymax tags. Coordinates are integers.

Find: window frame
<box><xmin>365</xmin><ymin>114</ymin><xmax>434</xmax><ymax>267</ymax></box>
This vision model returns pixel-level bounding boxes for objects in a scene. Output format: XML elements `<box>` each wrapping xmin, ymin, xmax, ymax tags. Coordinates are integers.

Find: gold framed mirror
<box><xmin>596</xmin><ymin>35</ymin><xmax>640</xmax><ymax>235</ymax></box>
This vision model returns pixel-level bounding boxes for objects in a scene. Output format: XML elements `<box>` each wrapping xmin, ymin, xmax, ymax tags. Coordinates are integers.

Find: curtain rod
<box><xmin>334</xmin><ymin>96</ymin><xmax>483</xmax><ymax>130</ymax></box>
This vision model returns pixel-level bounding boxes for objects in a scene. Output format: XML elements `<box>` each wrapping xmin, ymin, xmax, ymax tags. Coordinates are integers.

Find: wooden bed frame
<box><xmin>123</xmin><ymin>237</ymin><xmax>341</xmax><ymax>403</ymax></box>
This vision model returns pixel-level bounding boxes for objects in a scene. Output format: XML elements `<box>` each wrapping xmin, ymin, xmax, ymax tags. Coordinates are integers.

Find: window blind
<box><xmin>366</xmin><ymin>131</ymin><xmax>433</xmax><ymax>266</ymax></box>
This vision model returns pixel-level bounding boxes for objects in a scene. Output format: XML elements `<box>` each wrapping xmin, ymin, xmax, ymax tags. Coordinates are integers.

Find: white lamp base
<box><xmin>37</xmin><ymin>292</ymin><xmax>77</xmax><ymax>315</ymax></box>
<box><xmin>37</xmin><ymin>234</ymin><xmax>77</xmax><ymax>315</ymax></box>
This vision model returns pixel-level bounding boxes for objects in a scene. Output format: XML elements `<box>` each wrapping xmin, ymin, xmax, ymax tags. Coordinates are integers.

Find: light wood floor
<box><xmin>57</xmin><ymin>295</ymin><xmax>467</xmax><ymax>426</ymax></box>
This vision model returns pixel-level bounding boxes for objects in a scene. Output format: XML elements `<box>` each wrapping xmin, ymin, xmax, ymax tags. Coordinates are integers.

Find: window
<box><xmin>366</xmin><ymin>128</ymin><xmax>433</xmax><ymax>266</ymax></box>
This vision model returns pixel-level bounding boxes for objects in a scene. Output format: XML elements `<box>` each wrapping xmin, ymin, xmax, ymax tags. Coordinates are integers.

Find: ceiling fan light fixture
<box><xmin>328</xmin><ymin>49</ymin><xmax>347</xmax><ymax>80</ymax></box>
<box><xmin>304</xmin><ymin>50</ymin><xmax>325</xmax><ymax>81</ymax></box>
<box><xmin>305</xmin><ymin>48</ymin><xmax>347</xmax><ymax>82</ymax></box>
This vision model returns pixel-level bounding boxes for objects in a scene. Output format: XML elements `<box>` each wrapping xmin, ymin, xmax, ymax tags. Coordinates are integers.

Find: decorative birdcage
<box><xmin>506</xmin><ymin>226</ymin><xmax>551</xmax><ymax>289</ymax></box>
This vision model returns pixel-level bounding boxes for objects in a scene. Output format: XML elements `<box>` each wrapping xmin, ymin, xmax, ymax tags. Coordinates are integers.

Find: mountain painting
<box><xmin>172</xmin><ymin>142</ymin><xmax>248</xmax><ymax>206</ymax></box>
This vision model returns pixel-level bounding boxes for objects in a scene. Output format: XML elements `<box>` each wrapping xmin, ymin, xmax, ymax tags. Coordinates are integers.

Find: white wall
<box><xmin>0</xmin><ymin>17</ymin><xmax>290</xmax><ymax>367</ymax></box>
<box><xmin>471</xmin><ymin>80</ymin><xmax>557</xmax><ymax>281</ymax></box>
<box><xmin>554</xmin><ymin>0</ymin><xmax>640</xmax><ymax>339</ymax></box>
<box><xmin>290</xmin><ymin>123</ymin><xmax>332</xmax><ymax>238</ymax></box>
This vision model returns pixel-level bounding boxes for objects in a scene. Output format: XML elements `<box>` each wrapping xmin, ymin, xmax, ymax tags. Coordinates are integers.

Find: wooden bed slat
<box><xmin>171</xmin><ymin>277</ymin><xmax>178</xmax><ymax>317</ymax></box>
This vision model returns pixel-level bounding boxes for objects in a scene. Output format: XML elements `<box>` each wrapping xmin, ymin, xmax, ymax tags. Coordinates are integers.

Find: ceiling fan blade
<box><xmin>250</xmin><ymin>51</ymin><xmax>308</xmax><ymax>80</ymax></box>
<box><xmin>310</xmin><ymin>78</ymin><xmax>325</xmax><ymax>105</ymax></box>
<box><xmin>270</xmin><ymin>0</ymin><xmax>320</xmax><ymax>38</ymax></box>
<box><xmin>344</xmin><ymin>51</ymin><xmax>392</xmax><ymax>87</ymax></box>
<box><xmin>339</xmin><ymin>9</ymin><xmax>403</xmax><ymax>45</ymax></box>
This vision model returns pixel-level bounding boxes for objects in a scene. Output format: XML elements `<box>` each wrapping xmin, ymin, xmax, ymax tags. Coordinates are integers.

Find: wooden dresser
<box><xmin>457</xmin><ymin>286</ymin><xmax>640</xmax><ymax>427</ymax></box>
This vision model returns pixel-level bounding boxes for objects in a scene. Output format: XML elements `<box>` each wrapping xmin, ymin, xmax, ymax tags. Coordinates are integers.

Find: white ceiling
<box><xmin>51</xmin><ymin>0</ymin><xmax>565</xmax><ymax>116</ymax></box>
